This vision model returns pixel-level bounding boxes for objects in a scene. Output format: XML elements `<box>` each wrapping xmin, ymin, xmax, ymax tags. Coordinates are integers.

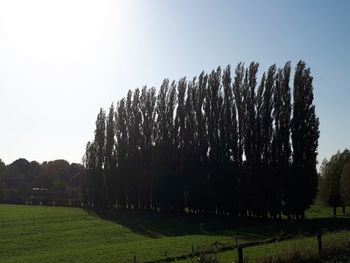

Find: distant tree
<box><xmin>11</xmin><ymin>158</ymin><xmax>31</xmax><ymax>182</ymax></box>
<box><xmin>289</xmin><ymin>61</ymin><xmax>320</xmax><ymax>218</ymax></box>
<box><xmin>0</xmin><ymin>157</ymin><xmax>82</xmax><ymax>204</ymax></box>
<box><xmin>5</xmin><ymin>163</ymin><xmax>27</xmax><ymax>202</ymax></box>
<box><xmin>341</xmin><ymin>159</ymin><xmax>350</xmax><ymax>207</ymax></box>
<box><xmin>37</xmin><ymin>160</ymin><xmax>70</xmax><ymax>193</ymax></box>
<box><xmin>28</xmin><ymin>161</ymin><xmax>42</xmax><ymax>184</ymax></box>
<box><xmin>0</xmin><ymin>159</ymin><xmax>7</xmax><ymax>200</ymax></box>
<box><xmin>320</xmin><ymin>150</ymin><xmax>350</xmax><ymax>216</ymax></box>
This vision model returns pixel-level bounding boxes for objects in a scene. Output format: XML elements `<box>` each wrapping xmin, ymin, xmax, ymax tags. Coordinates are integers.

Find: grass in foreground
<box><xmin>212</xmin><ymin>231</ymin><xmax>350</xmax><ymax>263</ymax></box>
<box><xmin>177</xmin><ymin>231</ymin><xmax>350</xmax><ymax>262</ymax></box>
<box><xmin>0</xmin><ymin>203</ymin><xmax>350</xmax><ymax>262</ymax></box>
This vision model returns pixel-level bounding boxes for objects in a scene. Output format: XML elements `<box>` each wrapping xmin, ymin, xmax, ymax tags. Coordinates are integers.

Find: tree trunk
<box><xmin>342</xmin><ymin>205</ymin><xmax>346</xmax><ymax>216</ymax></box>
<box><xmin>333</xmin><ymin>206</ymin><xmax>337</xmax><ymax>217</ymax></box>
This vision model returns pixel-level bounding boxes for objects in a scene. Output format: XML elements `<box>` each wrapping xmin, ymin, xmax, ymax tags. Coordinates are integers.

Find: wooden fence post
<box><xmin>317</xmin><ymin>232</ymin><xmax>323</xmax><ymax>256</ymax></box>
<box><xmin>237</xmin><ymin>246</ymin><xmax>243</xmax><ymax>263</ymax></box>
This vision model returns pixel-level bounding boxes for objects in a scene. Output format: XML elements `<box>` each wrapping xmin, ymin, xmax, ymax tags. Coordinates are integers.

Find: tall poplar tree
<box><xmin>139</xmin><ymin>86</ymin><xmax>156</xmax><ymax>209</ymax></box>
<box><xmin>243</xmin><ymin>62</ymin><xmax>259</xmax><ymax>216</ymax></box>
<box><xmin>94</xmin><ymin>108</ymin><xmax>106</xmax><ymax>207</ymax></box>
<box><xmin>105</xmin><ymin>103</ymin><xmax>116</xmax><ymax>207</ymax></box>
<box><xmin>205</xmin><ymin>67</ymin><xmax>222</xmax><ymax>213</ymax></box>
<box><xmin>290</xmin><ymin>61</ymin><xmax>320</xmax><ymax>218</ymax></box>
<box><xmin>116</xmin><ymin>99</ymin><xmax>128</xmax><ymax>209</ymax></box>
<box><xmin>273</xmin><ymin>62</ymin><xmax>292</xmax><ymax>218</ymax></box>
<box><xmin>233</xmin><ymin>63</ymin><xmax>246</xmax><ymax>215</ymax></box>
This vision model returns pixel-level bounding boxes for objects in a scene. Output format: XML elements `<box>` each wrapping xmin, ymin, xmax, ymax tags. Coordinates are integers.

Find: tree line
<box><xmin>83</xmin><ymin>61</ymin><xmax>319</xmax><ymax>219</ymax></box>
<box><xmin>0</xmin><ymin>158</ymin><xmax>83</xmax><ymax>203</ymax></box>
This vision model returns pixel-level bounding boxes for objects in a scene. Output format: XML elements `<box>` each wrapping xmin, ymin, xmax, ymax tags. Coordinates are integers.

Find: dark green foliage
<box><xmin>0</xmin><ymin>158</ymin><xmax>83</xmax><ymax>203</ymax></box>
<box><xmin>83</xmin><ymin>61</ymin><xmax>319</xmax><ymax>218</ymax></box>
<box><xmin>0</xmin><ymin>159</ymin><xmax>6</xmax><ymax>200</ymax></box>
<box><xmin>341</xmin><ymin>159</ymin><xmax>350</xmax><ymax>206</ymax></box>
<box><xmin>319</xmin><ymin>149</ymin><xmax>350</xmax><ymax>215</ymax></box>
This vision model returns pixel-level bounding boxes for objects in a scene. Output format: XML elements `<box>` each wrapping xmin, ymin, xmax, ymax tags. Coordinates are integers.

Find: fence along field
<box><xmin>192</xmin><ymin>231</ymin><xmax>350</xmax><ymax>263</ymax></box>
<box><xmin>1</xmin><ymin>203</ymin><xmax>350</xmax><ymax>262</ymax></box>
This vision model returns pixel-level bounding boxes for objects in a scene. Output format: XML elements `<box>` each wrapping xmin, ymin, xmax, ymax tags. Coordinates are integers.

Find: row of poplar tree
<box><xmin>82</xmin><ymin>60</ymin><xmax>319</xmax><ymax>219</ymax></box>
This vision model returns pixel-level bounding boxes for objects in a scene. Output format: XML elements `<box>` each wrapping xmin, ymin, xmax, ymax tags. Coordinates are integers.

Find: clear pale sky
<box><xmin>0</xmin><ymin>0</ymin><xmax>349</xmax><ymax>165</ymax></box>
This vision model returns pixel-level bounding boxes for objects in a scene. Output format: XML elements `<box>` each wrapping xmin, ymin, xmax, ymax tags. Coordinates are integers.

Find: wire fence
<box><xmin>219</xmin><ymin>230</ymin><xmax>350</xmax><ymax>263</ymax></box>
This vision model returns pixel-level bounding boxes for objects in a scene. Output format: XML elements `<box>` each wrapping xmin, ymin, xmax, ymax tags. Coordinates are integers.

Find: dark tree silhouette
<box><xmin>115</xmin><ymin>99</ymin><xmax>128</xmax><ymax>209</ymax></box>
<box><xmin>272</xmin><ymin>62</ymin><xmax>292</xmax><ymax>218</ymax></box>
<box><xmin>139</xmin><ymin>86</ymin><xmax>156</xmax><ymax>210</ymax></box>
<box><xmin>260</xmin><ymin>65</ymin><xmax>276</xmax><ymax>218</ymax></box>
<box><xmin>93</xmin><ymin>109</ymin><xmax>106</xmax><ymax>208</ymax></box>
<box><xmin>289</xmin><ymin>61</ymin><xmax>320</xmax><ymax>218</ymax></box>
<box><xmin>105</xmin><ymin>103</ymin><xmax>116</xmax><ymax>208</ymax></box>
<box><xmin>82</xmin><ymin>61</ymin><xmax>319</xmax><ymax>219</ymax></box>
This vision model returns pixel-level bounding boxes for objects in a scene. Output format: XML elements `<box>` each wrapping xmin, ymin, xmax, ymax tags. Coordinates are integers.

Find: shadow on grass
<box><xmin>85</xmin><ymin>209</ymin><xmax>350</xmax><ymax>241</ymax></box>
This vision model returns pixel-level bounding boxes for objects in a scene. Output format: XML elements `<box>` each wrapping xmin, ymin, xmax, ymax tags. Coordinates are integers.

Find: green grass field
<box><xmin>0</xmin><ymin>203</ymin><xmax>349</xmax><ymax>262</ymax></box>
<box><xmin>176</xmin><ymin>230</ymin><xmax>350</xmax><ymax>263</ymax></box>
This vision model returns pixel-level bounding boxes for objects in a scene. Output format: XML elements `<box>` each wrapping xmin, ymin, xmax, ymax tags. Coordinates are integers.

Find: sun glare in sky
<box><xmin>1</xmin><ymin>0</ymin><xmax>110</xmax><ymax>63</ymax></box>
<box><xmin>0</xmin><ymin>0</ymin><xmax>124</xmax><ymax>163</ymax></box>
